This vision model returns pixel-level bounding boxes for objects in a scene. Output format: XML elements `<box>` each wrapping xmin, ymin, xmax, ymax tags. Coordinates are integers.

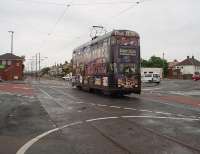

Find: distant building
<box><xmin>167</xmin><ymin>59</ymin><xmax>181</xmax><ymax>79</ymax></box>
<box><xmin>175</xmin><ymin>56</ymin><xmax>200</xmax><ymax>79</ymax></box>
<box><xmin>49</xmin><ymin>64</ymin><xmax>63</xmax><ymax>77</ymax></box>
<box><xmin>141</xmin><ymin>67</ymin><xmax>163</xmax><ymax>79</ymax></box>
<box><xmin>0</xmin><ymin>53</ymin><xmax>24</xmax><ymax>80</ymax></box>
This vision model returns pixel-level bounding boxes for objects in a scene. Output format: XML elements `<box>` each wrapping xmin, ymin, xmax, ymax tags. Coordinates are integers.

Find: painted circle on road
<box><xmin>16</xmin><ymin>115</ymin><xmax>200</xmax><ymax>154</ymax></box>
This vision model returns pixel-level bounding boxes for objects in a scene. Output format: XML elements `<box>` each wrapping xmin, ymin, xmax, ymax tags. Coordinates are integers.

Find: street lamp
<box><xmin>8</xmin><ymin>31</ymin><xmax>14</xmax><ymax>54</ymax></box>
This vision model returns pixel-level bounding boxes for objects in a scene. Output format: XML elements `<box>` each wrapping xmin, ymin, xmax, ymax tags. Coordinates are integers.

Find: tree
<box><xmin>141</xmin><ymin>59</ymin><xmax>150</xmax><ymax>67</ymax></box>
<box><xmin>41</xmin><ymin>67</ymin><xmax>50</xmax><ymax>76</ymax></box>
<box><xmin>141</xmin><ymin>56</ymin><xmax>168</xmax><ymax>77</ymax></box>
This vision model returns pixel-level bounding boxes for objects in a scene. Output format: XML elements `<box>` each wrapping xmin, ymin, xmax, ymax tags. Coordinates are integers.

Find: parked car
<box><xmin>192</xmin><ymin>74</ymin><xmax>200</xmax><ymax>81</ymax></box>
<box><xmin>141</xmin><ymin>73</ymin><xmax>161</xmax><ymax>84</ymax></box>
<box><xmin>62</xmin><ymin>74</ymin><xmax>72</xmax><ymax>81</ymax></box>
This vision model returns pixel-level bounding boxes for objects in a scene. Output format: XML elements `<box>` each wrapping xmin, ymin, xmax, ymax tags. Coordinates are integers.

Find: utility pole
<box><xmin>8</xmin><ymin>31</ymin><xmax>14</xmax><ymax>54</ymax></box>
<box><xmin>39</xmin><ymin>52</ymin><xmax>41</xmax><ymax>81</ymax></box>
<box><xmin>162</xmin><ymin>52</ymin><xmax>165</xmax><ymax>79</ymax></box>
<box><xmin>36</xmin><ymin>53</ymin><xmax>38</xmax><ymax>79</ymax></box>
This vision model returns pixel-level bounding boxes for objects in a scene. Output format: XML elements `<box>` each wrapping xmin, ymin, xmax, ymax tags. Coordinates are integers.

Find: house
<box><xmin>0</xmin><ymin>53</ymin><xmax>24</xmax><ymax>80</ymax></box>
<box><xmin>49</xmin><ymin>64</ymin><xmax>63</xmax><ymax>77</ymax></box>
<box><xmin>175</xmin><ymin>56</ymin><xmax>200</xmax><ymax>79</ymax></box>
<box><xmin>167</xmin><ymin>59</ymin><xmax>181</xmax><ymax>79</ymax></box>
<box><xmin>141</xmin><ymin>67</ymin><xmax>163</xmax><ymax>79</ymax></box>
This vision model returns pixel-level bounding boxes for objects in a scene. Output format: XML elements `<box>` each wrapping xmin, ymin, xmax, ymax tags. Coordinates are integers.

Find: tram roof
<box><xmin>73</xmin><ymin>30</ymin><xmax>139</xmax><ymax>53</ymax></box>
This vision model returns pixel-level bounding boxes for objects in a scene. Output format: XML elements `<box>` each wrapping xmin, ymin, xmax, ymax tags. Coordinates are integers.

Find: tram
<box><xmin>72</xmin><ymin>30</ymin><xmax>141</xmax><ymax>95</ymax></box>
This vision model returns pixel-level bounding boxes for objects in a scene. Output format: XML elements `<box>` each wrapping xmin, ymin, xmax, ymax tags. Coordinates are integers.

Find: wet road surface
<box><xmin>0</xmin><ymin>79</ymin><xmax>200</xmax><ymax>154</ymax></box>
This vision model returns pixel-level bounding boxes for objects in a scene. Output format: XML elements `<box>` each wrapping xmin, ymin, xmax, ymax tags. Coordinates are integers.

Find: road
<box><xmin>0</xmin><ymin>79</ymin><xmax>200</xmax><ymax>154</ymax></box>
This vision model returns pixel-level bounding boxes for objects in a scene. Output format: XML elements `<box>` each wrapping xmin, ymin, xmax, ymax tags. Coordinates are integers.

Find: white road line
<box><xmin>16</xmin><ymin>117</ymin><xmax>118</xmax><ymax>154</ymax></box>
<box><xmin>121</xmin><ymin>115</ymin><xmax>200</xmax><ymax>121</ymax></box>
<box><xmin>16</xmin><ymin>121</ymin><xmax>83</xmax><ymax>154</ymax></box>
<box><xmin>38</xmin><ymin>88</ymin><xmax>53</xmax><ymax>99</ymax></box>
<box><xmin>16</xmin><ymin>127</ymin><xmax>59</xmax><ymax>154</ymax></box>
<box><xmin>86</xmin><ymin>117</ymin><xmax>119</xmax><ymax>122</ymax></box>
<box><xmin>142</xmin><ymin>88</ymin><xmax>161</xmax><ymax>91</ymax></box>
<box><xmin>159</xmin><ymin>112</ymin><xmax>172</xmax><ymax>115</ymax></box>
<box><xmin>109</xmin><ymin>106</ymin><xmax>121</xmax><ymax>109</ymax></box>
<box><xmin>16</xmin><ymin>115</ymin><xmax>200</xmax><ymax>154</ymax></box>
<box><xmin>97</xmin><ymin>104</ymin><xmax>108</xmax><ymax>107</ymax></box>
<box><xmin>177</xmin><ymin>114</ymin><xmax>185</xmax><ymax>117</ymax></box>
<box><xmin>155</xmin><ymin>111</ymin><xmax>173</xmax><ymax>115</ymax></box>
<box><xmin>75</xmin><ymin>102</ymin><xmax>85</xmax><ymax>104</ymax></box>
<box><xmin>123</xmin><ymin>107</ymin><xmax>137</xmax><ymax>110</ymax></box>
<box><xmin>140</xmin><ymin>109</ymin><xmax>153</xmax><ymax>113</ymax></box>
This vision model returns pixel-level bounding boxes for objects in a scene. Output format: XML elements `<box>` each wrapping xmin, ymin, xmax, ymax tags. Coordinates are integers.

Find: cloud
<box><xmin>0</xmin><ymin>0</ymin><xmax>200</xmax><ymax>67</ymax></box>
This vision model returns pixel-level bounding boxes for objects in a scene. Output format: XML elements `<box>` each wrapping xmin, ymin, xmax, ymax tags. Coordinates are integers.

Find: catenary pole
<box><xmin>8</xmin><ymin>31</ymin><xmax>14</xmax><ymax>54</ymax></box>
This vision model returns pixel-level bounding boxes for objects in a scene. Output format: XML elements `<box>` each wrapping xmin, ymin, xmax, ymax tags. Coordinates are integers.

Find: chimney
<box><xmin>187</xmin><ymin>56</ymin><xmax>189</xmax><ymax>59</ymax></box>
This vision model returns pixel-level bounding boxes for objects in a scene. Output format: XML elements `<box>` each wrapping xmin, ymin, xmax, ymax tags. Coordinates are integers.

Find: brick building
<box><xmin>0</xmin><ymin>53</ymin><xmax>24</xmax><ymax>80</ymax></box>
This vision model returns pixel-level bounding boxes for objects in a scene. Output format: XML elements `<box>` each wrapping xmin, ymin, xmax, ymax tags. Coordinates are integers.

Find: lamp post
<box><xmin>8</xmin><ymin>31</ymin><xmax>14</xmax><ymax>54</ymax></box>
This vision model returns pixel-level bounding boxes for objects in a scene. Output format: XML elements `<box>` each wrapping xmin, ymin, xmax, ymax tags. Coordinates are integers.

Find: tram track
<box><xmin>91</xmin><ymin>105</ymin><xmax>200</xmax><ymax>153</ymax></box>
<box><xmin>88</xmin><ymin>123</ymin><xmax>132</xmax><ymax>154</ymax></box>
<box><xmin>36</xmin><ymin>84</ymin><xmax>200</xmax><ymax>153</ymax></box>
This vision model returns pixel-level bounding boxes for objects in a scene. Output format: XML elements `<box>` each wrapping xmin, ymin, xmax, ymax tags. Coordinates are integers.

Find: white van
<box><xmin>142</xmin><ymin>73</ymin><xmax>161</xmax><ymax>84</ymax></box>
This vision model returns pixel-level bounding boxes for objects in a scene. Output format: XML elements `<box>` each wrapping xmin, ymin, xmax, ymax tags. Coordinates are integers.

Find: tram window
<box><xmin>119</xmin><ymin>64</ymin><xmax>136</xmax><ymax>74</ymax></box>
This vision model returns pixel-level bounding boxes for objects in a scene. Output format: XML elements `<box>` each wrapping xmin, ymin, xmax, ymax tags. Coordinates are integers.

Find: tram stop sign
<box><xmin>0</xmin><ymin>64</ymin><xmax>5</xmax><ymax>69</ymax></box>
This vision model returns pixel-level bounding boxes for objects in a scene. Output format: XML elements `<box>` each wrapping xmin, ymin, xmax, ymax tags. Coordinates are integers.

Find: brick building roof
<box><xmin>0</xmin><ymin>53</ymin><xmax>23</xmax><ymax>60</ymax></box>
<box><xmin>177</xmin><ymin>56</ymin><xmax>200</xmax><ymax>66</ymax></box>
<box><xmin>168</xmin><ymin>59</ymin><xmax>179</xmax><ymax>68</ymax></box>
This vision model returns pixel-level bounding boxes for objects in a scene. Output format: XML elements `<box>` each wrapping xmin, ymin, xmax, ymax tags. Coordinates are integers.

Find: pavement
<box><xmin>0</xmin><ymin>79</ymin><xmax>200</xmax><ymax>154</ymax></box>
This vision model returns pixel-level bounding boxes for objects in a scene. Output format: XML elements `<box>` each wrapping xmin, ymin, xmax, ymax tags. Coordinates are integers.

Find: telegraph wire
<box><xmin>36</xmin><ymin>2</ymin><xmax>72</xmax><ymax>53</ymax></box>
<box><xmin>16</xmin><ymin>0</ymin><xmax>143</xmax><ymax>7</ymax></box>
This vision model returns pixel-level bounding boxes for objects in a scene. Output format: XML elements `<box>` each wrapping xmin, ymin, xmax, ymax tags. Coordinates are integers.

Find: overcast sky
<box><xmin>0</xmin><ymin>0</ymin><xmax>200</xmax><ymax>68</ymax></box>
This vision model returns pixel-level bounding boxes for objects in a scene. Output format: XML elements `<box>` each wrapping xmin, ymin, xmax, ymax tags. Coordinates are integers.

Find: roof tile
<box><xmin>0</xmin><ymin>53</ymin><xmax>23</xmax><ymax>60</ymax></box>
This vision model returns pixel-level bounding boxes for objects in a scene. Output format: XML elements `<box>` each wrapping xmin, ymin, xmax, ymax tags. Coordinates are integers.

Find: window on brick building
<box><xmin>2</xmin><ymin>60</ymin><xmax>6</xmax><ymax>65</ymax></box>
<box><xmin>7</xmin><ymin>60</ymin><xmax>12</xmax><ymax>65</ymax></box>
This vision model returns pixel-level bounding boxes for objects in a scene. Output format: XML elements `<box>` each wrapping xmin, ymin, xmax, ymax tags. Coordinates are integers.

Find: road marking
<box><xmin>16</xmin><ymin>127</ymin><xmax>59</xmax><ymax>154</ymax></box>
<box><xmin>97</xmin><ymin>104</ymin><xmax>108</xmax><ymax>107</ymax></box>
<box><xmin>86</xmin><ymin>117</ymin><xmax>119</xmax><ymax>122</ymax></box>
<box><xmin>38</xmin><ymin>88</ymin><xmax>200</xmax><ymax>121</ymax></box>
<box><xmin>140</xmin><ymin>109</ymin><xmax>153</xmax><ymax>113</ymax></box>
<box><xmin>155</xmin><ymin>111</ymin><xmax>171</xmax><ymax>114</ymax></box>
<box><xmin>36</xmin><ymin>89</ymin><xmax>200</xmax><ymax>120</ymax></box>
<box><xmin>124</xmin><ymin>107</ymin><xmax>137</xmax><ymax>110</ymax></box>
<box><xmin>142</xmin><ymin>87</ymin><xmax>161</xmax><ymax>91</ymax></box>
<box><xmin>109</xmin><ymin>106</ymin><xmax>121</xmax><ymax>109</ymax></box>
<box><xmin>177</xmin><ymin>114</ymin><xmax>185</xmax><ymax>117</ymax></box>
<box><xmin>38</xmin><ymin>88</ymin><xmax>53</xmax><ymax>99</ymax></box>
<box><xmin>16</xmin><ymin>121</ymin><xmax>82</xmax><ymax>154</ymax></box>
<box><xmin>75</xmin><ymin>102</ymin><xmax>85</xmax><ymax>104</ymax></box>
<box><xmin>59</xmin><ymin>121</ymin><xmax>83</xmax><ymax>129</ymax></box>
<box><xmin>16</xmin><ymin>115</ymin><xmax>200</xmax><ymax>154</ymax></box>
<box><xmin>121</xmin><ymin>115</ymin><xmax>200</xmax><ymax>121</ymax></box>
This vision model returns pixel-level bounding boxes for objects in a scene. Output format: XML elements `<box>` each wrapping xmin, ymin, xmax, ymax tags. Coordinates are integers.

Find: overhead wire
<box><xmin>16</xmin><ymin>0</ymin><xmax>153</xmax><ymax>64</ymax></box>
<box><xmin>100</xmin><ymin>0</ymin><xmax>154</xmax><ymax>31</ymax></box>
<box><xmin>36</xmin><ymin>2</ymin><xmax>72</xmax><ymax>53</ymax></box>
<box><xmin>16</xmin><ymin>0</ymin><xmax>143</xmax><ymax>7</ymax></box>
